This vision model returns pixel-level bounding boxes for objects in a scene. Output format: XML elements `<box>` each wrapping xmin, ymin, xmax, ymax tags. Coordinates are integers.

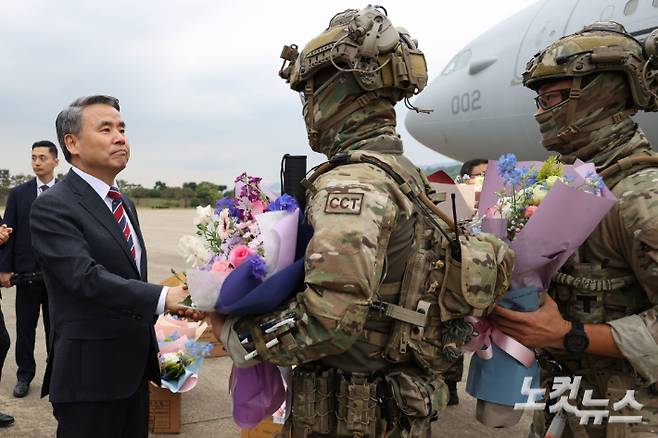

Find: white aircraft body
<box><xmin>405</xmin><ymin>0</ymin><xmax>658</xmax><ymax>162</ymax></box>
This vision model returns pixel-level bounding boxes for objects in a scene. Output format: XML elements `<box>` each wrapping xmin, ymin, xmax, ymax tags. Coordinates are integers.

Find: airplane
<box><xmin>405</xmin><ymin>0</ymin><xmax>658</xmax><ymax>162</ymax></box>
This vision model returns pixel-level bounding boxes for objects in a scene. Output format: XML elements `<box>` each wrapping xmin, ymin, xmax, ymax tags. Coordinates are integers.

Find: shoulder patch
<box><xmin>324</xmin><ymin>192</ymin><xmax>363</xmax><ymax>215</ymax></box>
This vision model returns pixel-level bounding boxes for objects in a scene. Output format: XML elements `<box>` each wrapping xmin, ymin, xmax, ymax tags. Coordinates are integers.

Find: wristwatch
<box><xmin>564</xmin><ymin>320</ymin><xmax>589</xmax><ymax>354</ymax></box>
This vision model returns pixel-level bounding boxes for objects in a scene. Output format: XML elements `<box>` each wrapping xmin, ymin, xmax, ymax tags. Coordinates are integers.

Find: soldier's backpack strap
<box><xmin>302</xmin><ymin>152</ymin><xmax>461</xmax><ymax>260</ymax></box>
<box><xmin>598</xmin><ymin>155</ymin><xmax>658</xmax><ymax>187</ymax></box>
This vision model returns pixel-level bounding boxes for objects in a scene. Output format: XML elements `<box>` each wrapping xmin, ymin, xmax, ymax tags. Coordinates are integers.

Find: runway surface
<box><xmin>0</xmin><ymin>208</ymin><xmax>531</xmax><ymax>437</ymax></box>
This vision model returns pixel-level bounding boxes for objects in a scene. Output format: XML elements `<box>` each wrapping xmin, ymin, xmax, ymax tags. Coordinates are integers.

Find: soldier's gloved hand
<box><xmin>490</xmin><ymin>294</ymin><xmax>571</xmax><ymax>349</ymax></box>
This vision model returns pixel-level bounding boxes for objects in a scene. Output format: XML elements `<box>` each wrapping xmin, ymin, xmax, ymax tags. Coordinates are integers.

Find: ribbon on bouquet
<box><xmin>463</xmin><ymin>316</ymin><xmax>535</xmax><ymax>368</ymax></box>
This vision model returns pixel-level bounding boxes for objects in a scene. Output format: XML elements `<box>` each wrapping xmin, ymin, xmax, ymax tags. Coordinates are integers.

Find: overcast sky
<box><xmin>0</xmin><ymin>0</ymin><xmax>535</xmax><ymax>187</ymax></box>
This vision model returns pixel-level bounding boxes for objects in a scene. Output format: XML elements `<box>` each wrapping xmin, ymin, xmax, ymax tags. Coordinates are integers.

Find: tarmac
<box><xmin>0</xmin><ymin>208</ymin><xmax>531</xmax><ymax>437</ymax></box>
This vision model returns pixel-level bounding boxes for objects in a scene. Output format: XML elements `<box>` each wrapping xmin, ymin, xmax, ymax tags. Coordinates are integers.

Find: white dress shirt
<box><xmin>71</xmin><ymin>167</ymin><xmax>168</xmax><ymax>314</ymax></box>
<box><xmin>36</xmin><ymin>176</ymin><xmax>56</xmax><ymax>197</ymax></box>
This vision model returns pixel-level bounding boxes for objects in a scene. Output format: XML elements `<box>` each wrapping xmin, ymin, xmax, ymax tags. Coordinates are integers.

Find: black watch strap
<box><xmin>564</xmin><ymin>320</ymin><xmax>589</xmax><ymax>354</ymax></box>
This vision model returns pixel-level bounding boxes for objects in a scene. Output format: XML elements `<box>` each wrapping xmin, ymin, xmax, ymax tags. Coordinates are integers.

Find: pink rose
<box><xmin>229</xmin><ymin>245</ymin><xmax>254</xmax><ymax>268</ymax></box>
<box><xmin>251</xmin><ymin>200</ymin><xmax>268</xmax><ymax>216</ymax></box>
<box><xmin>211</xmin><ymin>259</ymin><xmax>232</xmax><ymax>272</ymax></box>
<box><xmin>524</xmin><ymin>205</ymin><xmax>538</xmax><ymax>219</ymax></box>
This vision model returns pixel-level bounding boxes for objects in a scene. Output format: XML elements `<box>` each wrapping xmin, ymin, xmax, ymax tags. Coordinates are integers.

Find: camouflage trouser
<box><xmin>527</xmin><ymin>373</ymin><xmax>658</xmax><ymax>438</ymax></box>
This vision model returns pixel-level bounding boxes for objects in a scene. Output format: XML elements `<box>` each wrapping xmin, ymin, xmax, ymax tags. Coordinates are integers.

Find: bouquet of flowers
<box><xmin>177</xmin><ymin>173</ymin><xmax>312</xmax><ymax>429</ymax></box>
<box><xmin>463</xmin><ymin>154</ymin><xmax>617</xmax><ymax>427</ymax></box>
<box><xmin>178</xmin><ymin>173</ymin><xmax>301</xmax><ymax>313</ymax></box>
<box><xmin>155</xmin><ymin>314</ymin><xmax>212</xmax><ymax>393</ymax></box>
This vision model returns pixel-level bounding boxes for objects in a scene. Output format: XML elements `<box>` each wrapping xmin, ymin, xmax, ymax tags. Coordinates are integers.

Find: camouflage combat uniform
<box><xmin>222</xmin><ymin>88</ymin><xmax>513</xmax><ymax>438</ymax></box>
<box><xmin>221</xmin><ymin>8</ymin><xmax>515</xmax><ymax>437</ymax></box>
<box><xmin>523</xmin><ymin>23</ymin><xmax>658</xmax><ymax>437</ymax></box>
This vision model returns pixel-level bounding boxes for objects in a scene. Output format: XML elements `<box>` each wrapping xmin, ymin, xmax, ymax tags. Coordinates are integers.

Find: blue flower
<box><xmin>215</xmin><ymin>197</ymin><xmax>242</xmax><ymax>219</ymax></box>
<box><xmin>250</xmin><ymin>255</ymin><xmax>268</xmax><ymax>281</ymax></box>
<box><xmin>585</xmin><ymin>171</ymin><xmax>605</xmax><ymax>195</ymax></box>
<box><xmin>497</xmin><ymin>153</ymin><xmax>521</xmax><ymax>187</ymax></box>
<box><xmin>267</xmin><ymin>194</ymin><xmax>299</xmax><ymax>213</ymax></box>
<box><xmin>521</xmin><ymin>168</ymin><xmax>538</xmax><ymax>186</ymax></box>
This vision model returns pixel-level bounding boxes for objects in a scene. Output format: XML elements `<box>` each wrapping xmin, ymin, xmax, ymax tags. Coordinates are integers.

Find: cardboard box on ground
<box><xmin>149</xmin><ymin>382</ymin><xmax>181</xmax><ymax>434</ymax></box>
<box><xmin>241</xmin><ymin>417</ymin><xmax>284</xmax><ymax>438</ymax></box>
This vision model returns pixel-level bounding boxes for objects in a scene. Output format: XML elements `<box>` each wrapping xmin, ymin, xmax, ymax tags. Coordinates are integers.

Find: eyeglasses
<box><xmin>534</xmin><ymin>89</ymin><xmax>571</xmax><ymax>110</ymax></box>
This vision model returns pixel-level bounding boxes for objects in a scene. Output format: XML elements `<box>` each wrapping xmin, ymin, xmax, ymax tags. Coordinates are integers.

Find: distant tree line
<box><xmin>0</xmin><ymin>169</ymin><xmax>229</xmax><ymax>208</ymax></box>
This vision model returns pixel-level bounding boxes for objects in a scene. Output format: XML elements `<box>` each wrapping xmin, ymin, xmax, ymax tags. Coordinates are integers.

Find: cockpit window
<box><xmin>441</xmin><ymin>49</ymin><xmax>472</xmax><ymax>75</ymax></box>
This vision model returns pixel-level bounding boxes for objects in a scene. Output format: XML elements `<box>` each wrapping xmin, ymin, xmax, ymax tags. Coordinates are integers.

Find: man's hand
<box><xmin>0</xmin><ymin>272</ymin><xmax>14</xmax><ymax>289</ymax></box>
<box><xmin>490</xmin><ymin>294</ymin><xmax>571</xmax><ymax>349</ymax></box>
<box><xmin>0</xmin><ymin>225</ymin><xmax>12</xmax><ymax>245</ymax></box>
<box><xmin>164</xmin><ymin>285</ymin><xmax>190</xmax><ymax>313</ymax></box>
<box><xmin>164</xmin><ymin>285</ymin><xmax>206</xmax><ymax>321</ymax></box>
<box><xmin>208</xmin><ymin>312</ymin><xmax>226</xmax><ymax>341</ymax></box>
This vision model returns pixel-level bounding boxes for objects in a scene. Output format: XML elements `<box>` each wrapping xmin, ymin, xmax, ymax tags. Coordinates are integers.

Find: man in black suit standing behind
<box><xmin>0</xmin><ymin>140</ymin><xmax>59</xmax><ymax>399</ymax></box>
<box><xmin>30</xmin><ymin>95</ymin><xmax>193</xmax><ymax>438</ymax></box>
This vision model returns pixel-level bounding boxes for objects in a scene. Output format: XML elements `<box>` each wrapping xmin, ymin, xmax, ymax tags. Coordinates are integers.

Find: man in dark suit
<box><xmin>0</xmin><ymin>221</ymin><xmax>14</xmax><ymax>427</ymax></box>
<box><xmin>0</xmin><ymin>140</ymin><xmax>60</xmax><ymax>399</ymax></box>
<box><xmin>30</xmin><ymin>95</ymin><xmax>194</xmax><ymax>438</ymax></box>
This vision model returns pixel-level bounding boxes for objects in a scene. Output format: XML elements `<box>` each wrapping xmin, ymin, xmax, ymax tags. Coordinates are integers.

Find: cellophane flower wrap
<box><xmin>463</xmin><ymin>154</ymin><xmax>617</xmax><ymax>425</ymax></box>
<box><xmin>178</xmin><ymin>173</ymin><xmax>310</xmax><ymax>428</ymax></box>
<box><xmin>155</xmin><ymin>315</ymin><xmax>212</xmax><ymax>393</ymax></box>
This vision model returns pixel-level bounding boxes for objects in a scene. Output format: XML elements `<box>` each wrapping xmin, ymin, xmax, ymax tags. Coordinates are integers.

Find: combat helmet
<box><xmin>523</xmin><ymin>21</ymin><xmax>658</xmax><ymax>112</ymax></box>
<box><xmin>278</xmin><ymin>6</ymin><xmax>429</xmax><ymax>147</ymax></box>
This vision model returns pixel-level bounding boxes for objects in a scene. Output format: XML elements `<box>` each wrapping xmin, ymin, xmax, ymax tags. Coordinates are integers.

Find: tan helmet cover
<box><xmin>278</xmin><ymin>6</ymin><xmax>428</xmax><ymax>102</ymax></box>
<box><xmin>523</xmin><ymin>21</ymin><xmax>658</xmax><ymax>112</ymax></box>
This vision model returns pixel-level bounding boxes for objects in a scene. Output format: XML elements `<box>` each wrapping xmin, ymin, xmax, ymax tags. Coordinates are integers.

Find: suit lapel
<box><xmin>28</xmin><ymin>179</ymin><xmax>37</xmax><ymax>203</ymax></box>
<box><xmin>66</xmin><ymin>171</ymin><xmax>140</xmax><ymax>277</ymax></box>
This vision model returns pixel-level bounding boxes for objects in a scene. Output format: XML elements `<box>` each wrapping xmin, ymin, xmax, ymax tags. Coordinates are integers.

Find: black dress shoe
<box><xmin>0</xmin><ymin>412</ymin><xmax>14</xmax><ymax>427</ymax></box>
<box><xmin>13</xmin><ymin>380</ymin><xmax>29</xmax><ymax>398</ymax></box>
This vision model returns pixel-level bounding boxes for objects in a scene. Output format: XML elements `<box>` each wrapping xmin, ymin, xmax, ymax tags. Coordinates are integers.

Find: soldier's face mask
<box><xmin>534</xmin><ymin>73</ymin><xmax>631</xmax><ymax>156</ymax></box>
<box><xmin>302</xmin><ymin>72</ymin><xmax>363</xmax><ymax>154</ymax></box>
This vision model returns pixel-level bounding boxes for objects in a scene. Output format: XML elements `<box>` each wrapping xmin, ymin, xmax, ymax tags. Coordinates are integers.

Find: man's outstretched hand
<box><xmin>165</xmin><ymin>285</ymin><xmax>206</xmax><ymax>320</ymax></box>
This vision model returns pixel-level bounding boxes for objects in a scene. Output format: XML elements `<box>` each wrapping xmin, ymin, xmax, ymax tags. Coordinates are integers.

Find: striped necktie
<box><xmin>107</xmin><ymin>187</ymin><xmax>136</xmax><ymax>262</ymax></box>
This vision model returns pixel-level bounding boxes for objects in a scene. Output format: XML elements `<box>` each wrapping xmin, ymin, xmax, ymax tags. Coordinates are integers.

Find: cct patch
<box><xmin>324</xmin><ymin>192</ymin><xmax>364</xmax><ymax>215</ymax></box>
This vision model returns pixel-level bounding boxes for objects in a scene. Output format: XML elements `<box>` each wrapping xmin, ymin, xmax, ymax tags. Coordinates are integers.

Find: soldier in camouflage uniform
<box><xmin>491</xmin><ymin>22</ymin><xmax>658</xmax><ymax>437</ymax></box>
<box><xmin>212</xmin><ymin>6</ymin><xmax>515</xmax><ymax>437</ymax></box>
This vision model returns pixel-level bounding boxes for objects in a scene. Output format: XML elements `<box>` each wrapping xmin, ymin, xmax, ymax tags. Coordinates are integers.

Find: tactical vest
<box><xmin>304</xmin><ymin>151</ymin><xmax>512</xmax><ymax>370</ymax></box>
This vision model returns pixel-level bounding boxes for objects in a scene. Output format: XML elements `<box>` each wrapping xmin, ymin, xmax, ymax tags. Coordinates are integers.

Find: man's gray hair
<box><xmin>55</xmin><ymin>95</ymin><xmax>120</xmax><ymax>163</ymax></box>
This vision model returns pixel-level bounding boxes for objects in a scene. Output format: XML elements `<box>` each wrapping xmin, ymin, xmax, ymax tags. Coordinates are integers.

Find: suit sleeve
<box><xmin>228</xmin><ymin>164</ymin><xmax>403</xmax><ymax>367</ymax></box>
<box><xmin>30</xmin><ymin>193</ymin><xmax>161</xmax><ymax>320</ymax></box>
<box><xmin>0</xmin><ymin>189</ymin><xmax>17</xmax><ymax>271</ymax></box>
<box><xmin>606</xmin><ymin>168</ymin><xmax>658</xmax><ymax>383</ymax></box>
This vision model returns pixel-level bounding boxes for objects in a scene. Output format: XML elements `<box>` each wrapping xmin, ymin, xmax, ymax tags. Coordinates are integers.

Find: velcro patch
<box><xmin>324</xmin><ymin>192</ymin><xmax>363</xmax><ymax>215</ymax></box>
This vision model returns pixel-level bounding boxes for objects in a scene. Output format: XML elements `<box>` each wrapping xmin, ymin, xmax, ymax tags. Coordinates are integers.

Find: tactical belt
<box><xmin>552</xmin><ymin>272</ymin><xmax>635</xmax><ymax>292</ymax></box>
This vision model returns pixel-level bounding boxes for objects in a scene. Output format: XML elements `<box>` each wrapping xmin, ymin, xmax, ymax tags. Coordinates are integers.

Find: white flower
<box><xmin>178</xmin><ymin>235</ymin><xmax>210</xmax><ymax>267</ymax></box>
<box><xmin>193</xmin><ymin>205</ymin><xmax>213</xmax><ymax>227</ymax></box>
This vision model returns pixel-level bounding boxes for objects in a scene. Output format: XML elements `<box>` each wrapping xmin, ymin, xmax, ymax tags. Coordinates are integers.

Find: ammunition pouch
<box><xmin>287</xmin><ymin>366</ymin><xmax>441</xmax><ymax>438</ymax></box>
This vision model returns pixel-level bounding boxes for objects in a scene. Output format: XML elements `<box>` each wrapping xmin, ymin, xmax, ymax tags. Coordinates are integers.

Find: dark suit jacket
<box><xmin>0</xmin><ymin>178</ymin><xmax>39</xmax><ymax>273</ymax></box>
<box><xmin>30</xmin><ymin>170</ymin><xmax>162</xmax><ymax>403</ymax></box>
